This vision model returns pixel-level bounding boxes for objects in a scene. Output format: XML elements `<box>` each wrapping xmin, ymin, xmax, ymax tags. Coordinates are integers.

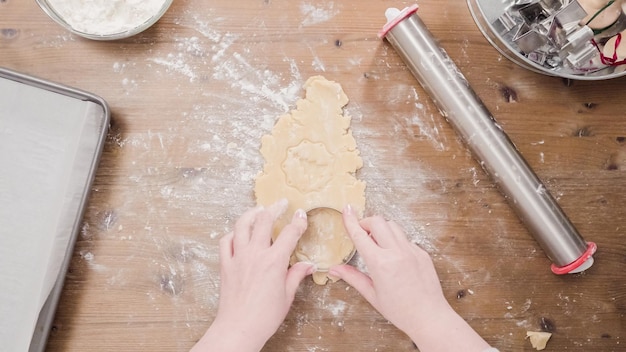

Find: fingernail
<box><xmin>294</xmin><ymin>209</ymin><xmax>307</xmax><ymax>219</ymax></box>
<box><xmin>306</xmin><ymin>264</ymin><xmax>317</xmax><ymax>275</ymax></box>
<box><xmin>343</xmin><ymin>204</ymin><xmax>353</xmax><ymax>215</ymax></box>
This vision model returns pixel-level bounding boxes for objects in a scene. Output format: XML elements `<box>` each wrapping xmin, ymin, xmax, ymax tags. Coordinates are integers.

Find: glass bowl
<box><xmin>35</xmin><ymin>0</ymin><xmax>174</xmax><ymax>40</ymax></box>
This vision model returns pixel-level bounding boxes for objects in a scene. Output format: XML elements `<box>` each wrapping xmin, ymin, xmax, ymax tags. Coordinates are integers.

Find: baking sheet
<box><xmin>0</xmin><ymin>67</ymin><xmax>109</xmax><ymax>352</ymax></box>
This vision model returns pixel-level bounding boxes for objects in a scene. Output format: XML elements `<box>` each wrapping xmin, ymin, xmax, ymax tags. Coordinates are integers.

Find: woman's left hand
<box><xmin>191</xmin><ymin>199</ymin><xmax>315</xmax><ymax>352</ymax></box>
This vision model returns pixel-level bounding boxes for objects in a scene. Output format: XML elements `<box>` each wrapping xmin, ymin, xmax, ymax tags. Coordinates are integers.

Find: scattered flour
<box><xmin>101</xmin><ymin>3</ymin><xmax>483</xmax><ymax>310</ymax></box>
<box><xmin>24</xmin><ymin>4</ymin><xmax>585</xmax><ymax>352</ymax></box>
<box><xmin>72</xmin><ymin>3</ymin><xmax>505</xmax><ymax>348</ymax></box>
<box><xmin>388</xmin><ymin>85</ymin><xmax>447</xmax><ymax>151</ymax></box>
<box><xmin>147</xmin><ymin>54</ymin><xmax>198</xmax><ymax>82</ymax></box>
<box><xmin>79</xmin><ymin>250</ymin><xmax>107</xmax><ymax>272</ymax></box>
<box><xmin>35</xmin><ymin>33</ymin><xmax>75</xmax><ymax>48</ymax></box>
<box><xmin>299</xmin><ymin>2</ymin><xmax>340</xmax><ymax>27</ymax></box>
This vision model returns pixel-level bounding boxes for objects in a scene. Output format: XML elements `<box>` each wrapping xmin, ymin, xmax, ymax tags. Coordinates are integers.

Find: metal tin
<box><xmin>0</xmin><ymin>67</ymin><xmax>110</xmax><ymax>351</ymax></box>
<box><xmin>379</xmin><ymin>6</ymin><xmax>596</xmax><ymax>274</ymax></box>
<box><xmin>467</xmin><ymin>0</ymin><xmax>626</xmax><ymax>80</ymax></box>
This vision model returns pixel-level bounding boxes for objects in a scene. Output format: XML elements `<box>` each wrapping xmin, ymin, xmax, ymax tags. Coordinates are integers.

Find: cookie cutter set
<box><xmin>468</xmin><ymin>0</ymin><xmax>626</xmax><ymax>79</ymax></box>
<box><xmin>379</xmin><ymin>5</ymin><xmax>597</xmax><ymax>274</ymax></box>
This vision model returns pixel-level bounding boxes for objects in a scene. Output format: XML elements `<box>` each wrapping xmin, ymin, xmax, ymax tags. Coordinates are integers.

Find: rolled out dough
<box><xmin>254</xmin><ymin>76</ymin><xmax>366</xmax><ymax>285</ymax></box>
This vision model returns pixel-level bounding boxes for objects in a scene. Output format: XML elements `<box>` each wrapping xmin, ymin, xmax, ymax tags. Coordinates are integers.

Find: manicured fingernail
<box><xmin>343</xmin><ymin>204</ymin><xmax>353</xmax><ymax>215</ymax></box>
<box><xmin>294</xmin><ymin>209</ymin><xmax>307</xmax><ymax>219</ymax></box>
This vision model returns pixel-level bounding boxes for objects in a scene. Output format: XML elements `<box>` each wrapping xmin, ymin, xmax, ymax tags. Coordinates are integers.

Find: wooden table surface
<box><xmin>2</xmin><ymin>0</ymin><xmax>626</xmax><ymax>351</ymax></box>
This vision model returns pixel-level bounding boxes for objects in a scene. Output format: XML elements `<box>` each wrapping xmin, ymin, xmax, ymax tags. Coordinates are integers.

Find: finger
<box><xmin>329</xmin><ymin>264</ymin><xmax>377</xmax><ymax>306</ymax></box>
<box><xmin>233</xmin><ymin>206</ymin><xmax>263</xmax><ymax>250</ymax></box>
<box><xmin>285</xmin><ymin>262</ymin><xmax>315</xmax><ymax>300</ymax></box>
<box><xmin>272</xmin><ymin>209</ymin><xmax>308</xmax><ymax>255</ymax></box>
<box><xmin>359</xmin><ymin>216</ymin><xmax>397</xmax><ymax>248</ymax></box>
<box><xmin>250</xmin><ymin>199</ymin><xmax>289</xmax><ymax>248</ymax></box>
<box><xmin>342</xmin><ymin>205</ymin><xmax>378</xmax><ymax>259</ymax></box>
<box><xmin>266</xmin><ymin>198</ymin><xmax>289</xmax><ymax>220</ymax></box>
<box><xmin>219</xmin><ymin>232</ymin><xmax>234</xmax><ymax>266</ymax></box>
<box><xmin>249</xmin><ymin>209</ymin><xmax>275</xmax><ymax>248</ymax></box>
<box><xmin>387</xmin><ymin>220</ymin><xmax>412</xmax><ymax>245</ymax></box>
<box><xmin>386</xmin><ymin>221</ymin><xmax>430</xmax><ymax>258</ymax></box>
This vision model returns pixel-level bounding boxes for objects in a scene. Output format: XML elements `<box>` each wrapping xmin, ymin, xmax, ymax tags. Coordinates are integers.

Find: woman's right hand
<box><xmin>329</xmin><ymin>205</ymin><xmax>492</xmax><ymax>352</ymax></box>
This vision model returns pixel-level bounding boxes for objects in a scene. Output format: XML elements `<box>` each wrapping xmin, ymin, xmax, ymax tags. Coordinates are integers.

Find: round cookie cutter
<box><xmin>294</xmin><ymin>207</ymin><xmax>356</xmax><ymax>272</ymax></box>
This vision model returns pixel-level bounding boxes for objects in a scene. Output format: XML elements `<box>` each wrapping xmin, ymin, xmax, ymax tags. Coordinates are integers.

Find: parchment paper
<box><xmin>0</xmin><ymin>76</ymin><xmax>106</xmax><ymax>352</ymax></box>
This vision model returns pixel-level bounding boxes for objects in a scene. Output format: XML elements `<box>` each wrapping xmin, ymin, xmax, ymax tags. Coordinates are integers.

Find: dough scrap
<box><xmin>254</xmin><ymin>76</ymin><xmax>366</xmax><ymax>285</ymax></box>
<box><xmin>526</xmin><ymin>331</ymin><xmax>552</xmax><ymax>351</ymax></box>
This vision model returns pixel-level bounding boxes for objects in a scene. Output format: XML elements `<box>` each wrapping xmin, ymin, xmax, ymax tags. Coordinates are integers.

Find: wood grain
<box><xmin>2</xmin><ymin>0</ymin><xmax>626</xmax><ymax>351</ymax></box>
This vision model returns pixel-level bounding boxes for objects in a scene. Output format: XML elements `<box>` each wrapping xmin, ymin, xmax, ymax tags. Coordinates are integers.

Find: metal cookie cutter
<box><xmin>510</xmin><ymin>1</ymin><xmax>601</xmax><ymax>70</ymax></box>
<box><xmin>295</xmin><ymin>207</ymin><xmax>356</xmax><ymax>272</ymax></box>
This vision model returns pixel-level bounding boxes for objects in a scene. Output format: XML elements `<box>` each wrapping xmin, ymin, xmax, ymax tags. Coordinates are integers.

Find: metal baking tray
<box><xmin>0</xmin><ymin>67</ymin><xmax>110</xmax><ymax>351</ymax></box>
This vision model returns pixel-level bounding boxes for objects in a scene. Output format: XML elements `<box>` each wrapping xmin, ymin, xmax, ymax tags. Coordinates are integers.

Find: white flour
<box><xmin>47</xmin><ymin>0</ymin><xmax>168</xmax><ymax>35</ymax></box>
<box><xmin>300</xmin><ymin>2</ymin><xmax>339</xmax><ymax>27</ymax></box>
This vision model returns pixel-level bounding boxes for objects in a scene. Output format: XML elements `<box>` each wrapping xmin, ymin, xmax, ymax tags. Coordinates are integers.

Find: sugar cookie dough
<box><xmin>295</xmin><ymin>207</ymin><xmax>355</xmax><ymax>271</ymax></box>
<box><xmin>526</xmin><ymin>331</ymin><xmax>552</xmax><ymax>351</ymax></box>
<box><xmin>254</xmin><ymin>76</ymin><xmax>366</xmax><ymax>285</ymax></box>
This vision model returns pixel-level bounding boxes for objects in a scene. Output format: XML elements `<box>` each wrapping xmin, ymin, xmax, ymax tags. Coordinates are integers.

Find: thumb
<box><xmin>285</xmin><ymin>262</ymin><xmax>315</xmax><ymax>299</ymax></box>
<box><xmin>329</xmin><ymin>264</ymin><xmax>377</xmax><ymax>307</ymax></box>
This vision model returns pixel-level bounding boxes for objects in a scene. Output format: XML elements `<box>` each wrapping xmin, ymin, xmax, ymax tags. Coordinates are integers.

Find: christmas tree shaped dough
<box><xmin>254</xmin><ymin>76</ymin><xmax>366</xmax><ymax>285</ymax></box>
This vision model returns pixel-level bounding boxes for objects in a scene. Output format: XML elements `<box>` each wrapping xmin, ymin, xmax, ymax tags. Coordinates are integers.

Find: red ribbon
<box><xmin>592</xmin><ymin>33</ymin><xmax>626</xmax><ymax>66</ymax></box>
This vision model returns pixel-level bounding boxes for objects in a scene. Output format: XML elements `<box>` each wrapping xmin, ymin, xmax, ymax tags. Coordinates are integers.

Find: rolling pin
<box><xmin>379</xmin><ymin>5</ymin><xmax>596</xmax><ymax>274</ymax></box>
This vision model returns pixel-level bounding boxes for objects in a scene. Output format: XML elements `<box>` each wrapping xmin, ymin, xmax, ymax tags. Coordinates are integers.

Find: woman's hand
<box><xmin>329</xmin><ymin>205</ymin><xmax>448</xmax><ymax>332</ymax></box>
<box><xmin>329</xmin><ymin>205</ymin><xmax>491</xmax><ymax>352</ymax></box>
<box><xmin>191</xmin><ymin>200</ymin><xmax>315</xmax><ymax>352</ymax></box>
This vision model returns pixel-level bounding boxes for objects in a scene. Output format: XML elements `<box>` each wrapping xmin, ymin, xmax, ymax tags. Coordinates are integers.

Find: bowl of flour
<box><xmin>36</xmin><ymin>0</ymin><xmax>173</xmax><ymax>40</ymax></box>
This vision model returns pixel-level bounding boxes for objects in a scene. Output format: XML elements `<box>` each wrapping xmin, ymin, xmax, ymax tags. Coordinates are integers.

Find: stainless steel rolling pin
<box><xmin>379</xmin><ymin>5</ymin><xmax>596</xmax><ymax>274</ymax></box>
